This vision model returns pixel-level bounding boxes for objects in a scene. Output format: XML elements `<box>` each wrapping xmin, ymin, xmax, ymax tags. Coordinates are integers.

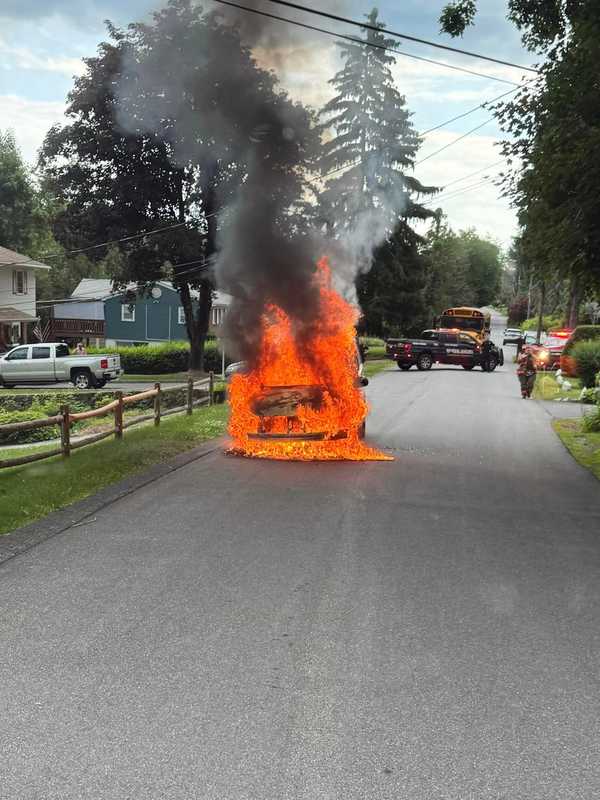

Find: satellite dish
<box><xmin>150</xmin><ymin>286</ymin><xmax>162</xmax><ymax>299</ymax></box>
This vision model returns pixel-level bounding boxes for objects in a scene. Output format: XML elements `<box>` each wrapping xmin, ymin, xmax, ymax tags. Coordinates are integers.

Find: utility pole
<box><xmin>536</xmin><ymin>279</ymin><xmax>546</xmax><ymax>345</ymax></box>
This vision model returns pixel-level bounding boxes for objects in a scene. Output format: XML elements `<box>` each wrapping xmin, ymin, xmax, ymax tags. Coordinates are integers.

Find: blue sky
<box><xmin>0</xmin><ymin>0</ymin><xmax>534</xmax><ymax>246</ymax></box>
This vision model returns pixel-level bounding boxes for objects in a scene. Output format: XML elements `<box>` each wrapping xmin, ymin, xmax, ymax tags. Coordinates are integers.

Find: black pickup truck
<box><xmin>386</xmin><ymin>329</ymin><xmax>504</xmax><ymax>371</ymax></box>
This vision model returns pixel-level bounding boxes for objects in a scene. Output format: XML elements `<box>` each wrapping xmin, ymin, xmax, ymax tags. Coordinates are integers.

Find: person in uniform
<box><xmin>517</xmin><ymin>347</ymin><xmax>536</xmax><ymax>398</ymax></box>
<box><xmin>480</xmin><ymin>333</ymin><xmax>494</xmax><ymax>371</ymax></box>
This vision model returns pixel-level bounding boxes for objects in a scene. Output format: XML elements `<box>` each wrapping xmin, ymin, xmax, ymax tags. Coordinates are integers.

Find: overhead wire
<box><xmin>209</xmin><ymin>0</ymin><xmax>524</xmax><ymax>86</ymax></box>
<box><xmin>261</xmin><ymin>0</ymin><xmax>539</xmax><ymax>74</ymax></box>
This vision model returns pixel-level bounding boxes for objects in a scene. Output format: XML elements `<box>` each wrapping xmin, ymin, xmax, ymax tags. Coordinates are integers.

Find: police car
<box><xmin>386</xmin><ymin>329</ymin><xmax>504</xmax><ymax>371</ymax></box>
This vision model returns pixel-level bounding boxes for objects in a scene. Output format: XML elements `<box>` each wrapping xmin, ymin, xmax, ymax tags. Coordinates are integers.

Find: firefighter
<box><xmin>517</xmin><ymin>347</ymin><xmax>537</xmax><ymax>398</ymax></box>
<box><xmin>480</xmin><ymin>333</ymin><xmax>494</xmax><ymax>371</ymax></box>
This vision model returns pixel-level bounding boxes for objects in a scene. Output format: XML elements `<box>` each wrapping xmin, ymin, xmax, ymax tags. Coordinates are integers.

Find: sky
<box><xmin>0</xmin><ymin>0</ymin><xmax>536</xmax><ymax>249</ymax></box>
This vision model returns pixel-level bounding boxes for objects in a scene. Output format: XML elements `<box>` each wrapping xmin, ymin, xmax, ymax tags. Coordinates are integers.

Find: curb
<box><xmin>0</xmin><ymin>436</ymin><xmax>225</xmax><ymax>568</ymax></box>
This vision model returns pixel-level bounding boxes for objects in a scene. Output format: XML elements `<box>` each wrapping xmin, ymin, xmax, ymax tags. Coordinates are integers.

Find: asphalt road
<box><xmin>2</xmin><ymin>318</ymin><xmax>600</xmax><ymax>799</ymax></box>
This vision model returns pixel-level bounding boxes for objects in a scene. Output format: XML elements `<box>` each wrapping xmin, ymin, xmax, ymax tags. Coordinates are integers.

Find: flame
<box><xmin>227</xmin><ymin>258</ymin><xmax>391</xmax><ymax>461</ymax></box>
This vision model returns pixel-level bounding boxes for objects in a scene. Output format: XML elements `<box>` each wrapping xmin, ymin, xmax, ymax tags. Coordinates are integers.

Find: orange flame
<box><xmin>227</xmin><ymin>258</ymin><xmax>391</xmax><ymax>461</ymax></box>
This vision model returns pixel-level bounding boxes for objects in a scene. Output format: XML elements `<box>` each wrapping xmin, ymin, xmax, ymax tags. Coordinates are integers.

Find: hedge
<box><xmin>90</xmin><ymin>342</ymin><xmax>233</xmax><ymax>374</ymax></box>
<box><xmin>521</xmin><ymin>315</ymin><xmax>564</xmax><ymax>332</ymax></box>
<box><xmin>562</xmin><ymin>326</ymin><xmax>600</xmax><ymax>356</ymax></box>
<box><xmin>572</xmin><ymin>341</ymin><xmax>600</xmax><ymax>388</ymax></box>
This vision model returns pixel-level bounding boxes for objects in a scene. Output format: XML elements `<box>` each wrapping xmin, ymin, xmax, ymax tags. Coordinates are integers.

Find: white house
<box><xmin>0</xmin><ymin>245</ymin><xmax>50</xmax><ymax>351</ymax></box>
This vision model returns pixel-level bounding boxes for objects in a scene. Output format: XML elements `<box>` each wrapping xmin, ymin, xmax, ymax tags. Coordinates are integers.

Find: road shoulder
<box><xmin>0</xmin><ymin>436</ymin><xmax>224</xmax><ymax>567</ymax></box>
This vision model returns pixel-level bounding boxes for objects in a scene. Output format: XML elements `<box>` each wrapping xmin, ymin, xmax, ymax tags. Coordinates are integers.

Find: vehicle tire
<box><xmin>498</xmin><ymin>348</ymin><xmax>504</xmax><ymax>366</ymax></box>
<box><xmin>462</xmin><ymin>364</ymin><xmax>475</xmax><ymax>370</ymax></box>
<box><xmin>72</xmin><ymin>370</ymin><xmax>92</xmax><ymax>390</ymax></box>
<box><xmin>486</xmin><ymin>357</ymin><xmax>498</xmax><ymax>372</ymax></box>
<box><xmin>398</xmin><ymin>364</ymin><xmax>411</xmax><ymax>371</ymax></box>
<box><xmin>416</xmin><ymin>353</ymin><xmax>433</xmax><ymax>371</ymax></box>
<box><xmin>94</xmin><ymin>378</ymin><xmax>107</xmax><ymax>389</ymax></box>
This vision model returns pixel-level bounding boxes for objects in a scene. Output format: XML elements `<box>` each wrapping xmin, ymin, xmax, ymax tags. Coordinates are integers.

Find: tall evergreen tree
<box><xmin>317</xmin><ymin>8</ymin><xmax>437</xmax><ymax>240</ymax></box>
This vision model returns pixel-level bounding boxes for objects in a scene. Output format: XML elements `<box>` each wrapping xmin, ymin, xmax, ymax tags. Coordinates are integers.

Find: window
<box><xmin>440</xmin><ymin>333</ymin><xmax>458</xmax><ymax>344</ymax></box>
<box><xmin>459</xmin><ymin>334</ymin><xmax>475</xmax><ymax>346</ymax></box>
<box><xmin>6</xmin><ymin>347</ymin><xmax>28</xmax><ymax>361</ymax></box>
<box><xmin>421</xmin><ymin>331</ymin><xmax>438</xmax><ymax>341</ymax></box>
<box><xmin>56</xmin><ymin>344</ymin><xmax>69</xmax><ymax>358</ymax></box>
<box><xmin>211</xmin><ymin>307</ymin><xmax>225</xmax><ymax>326</ymax></box>
<box><xmin>32</xmin><ymin>346</ymin><xmax>51</xmax><ymax>359</ymax></box>
<box><xmin>178</xmin><ymin>307</ymin><xmax>186</xmax><ymax>325</ymax></box>
<box><xmin>12</xmin><ymin>270</ymin><xmax>28</xmax><ymax>295</ymax></box>
<box><xmin>121</xmin><ymin>304</ymin><xmax>136</xmax><ymax>322</ymax></box>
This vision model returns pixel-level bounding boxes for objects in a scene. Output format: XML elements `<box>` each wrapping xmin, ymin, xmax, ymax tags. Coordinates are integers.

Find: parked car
<box><xmin>0</xmin><ymin>342</ymin><xmax>122</xmax><ymax>389</ymax></box>
<box><xmin>503</xmin><ymin>328</ymin><xmax>523</xmax><ymax>345</ymax></box>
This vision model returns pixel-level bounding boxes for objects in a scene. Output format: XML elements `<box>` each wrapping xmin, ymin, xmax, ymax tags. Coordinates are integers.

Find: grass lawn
<box><xmin>553</xmin><ymin>418</ymin><xmax>600</xmax><ymax>481</ymax></box>
<box><xmin>0</xmin><ymin>404</ymin><xmax>229</xmax><ymax>536</ymax></box>
<box><xmin>364</xmin><ymin>359</ymin><xmax>392</xmax><ymax>378</ymax></box>
<box><xmin>118</xmin><ymin>373</ymin><xmax>197</xmax><ymax>383</ymax></box>
<box><xmin>533</xmin><ymin>372</ymin><xmax>582</xmax><ymax>402</ymax></box>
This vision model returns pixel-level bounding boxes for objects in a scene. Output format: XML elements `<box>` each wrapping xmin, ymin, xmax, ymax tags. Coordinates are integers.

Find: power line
<box><xmin>209</xmin><ymin>0</ymin><xmax>523</xmax><ymax>86</ymax></box>
<box><xmin>422</xmin><ymin>176</ymin><xmax>497</xmax><ymax>205</ymax></box>
<box><xmin>262</xmin><ymin>0</ymin><xmax>538</xmax><ymax>74</ymax></box>
<box><xmin>415</xmin><ymin>119</ymin><xmax>493</xmax><ymax>165</ymax></box>
<box><xmin>2</xmin><ymin>214</ymin><xmax>220</xmax><ymax>270</ymax></box>
<box><xmin>438</xmin><ymin>159</ymin><xmax>505</xmax><ymax>190</ymax></box>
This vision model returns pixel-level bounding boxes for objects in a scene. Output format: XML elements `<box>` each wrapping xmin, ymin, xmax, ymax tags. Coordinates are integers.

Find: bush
<box><xmin>90</xmin><ymin>342</ymin><xmax>232</xmax><ymax>374</ymax></box>
<box><xmin>562</xmin><ymin>325</ymin><xmax>600</xmax><ymax>356</ymax></box>
<box><xmin>521</xmin><ymin>314</ymin><xmax>564</xmax><ymax>332</ymax></box>
<box><xmin>582</xmin><ymin>405</ymin><xmax>600</xmax><ymax>433</ymax></box>
<box><xmin>572</xmin><ymin>341</ymin><xmax>600</xmax><ymax>388</ymax></box>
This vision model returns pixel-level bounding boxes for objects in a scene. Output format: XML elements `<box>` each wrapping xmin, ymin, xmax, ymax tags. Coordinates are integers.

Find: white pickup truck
<box><xmin>0</xmin><ymin>343</ymin><xmax>122</xmax><ymax>389</ymax></box>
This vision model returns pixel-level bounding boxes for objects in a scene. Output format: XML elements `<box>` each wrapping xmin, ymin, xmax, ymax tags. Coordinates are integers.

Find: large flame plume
<box><xmin>227</xmin><ymin>259</ymin><xmax>391</xmax><ymax>461</ymax></box>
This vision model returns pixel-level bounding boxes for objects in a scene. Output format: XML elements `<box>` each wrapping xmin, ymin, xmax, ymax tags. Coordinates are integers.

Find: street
<box><xmin>1</xmin><ymin>323</ymin><xmax>600</xmax><ymax>799</ymax></box>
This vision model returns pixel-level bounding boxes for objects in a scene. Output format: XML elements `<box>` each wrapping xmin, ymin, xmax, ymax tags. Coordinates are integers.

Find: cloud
<box><xmin>412</xmin><ymin>129</ymin><xmax>517</xmax><ymax>245</ymax></box>
<box><xmin>0</xmin><ymin>37</ymin><xmax>86</xmax><ymax>76</ymax></box>
<box><xmin>0</xmin><ymin>94</ymin><xmax>66</xmax><ymax>162</ymax></box>
<box><xmin>0</xmin><ymin>0</ymin><xmax>156</xmax><ymax>24</ymax></box>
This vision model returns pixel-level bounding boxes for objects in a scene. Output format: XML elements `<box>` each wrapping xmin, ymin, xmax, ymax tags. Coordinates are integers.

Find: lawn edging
<box><xmin>0</xmin><ymin>435</ymin><xmax>225</xmax><ymax>568</ymax></box>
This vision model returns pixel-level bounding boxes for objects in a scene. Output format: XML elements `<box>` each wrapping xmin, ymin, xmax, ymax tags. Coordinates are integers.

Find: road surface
<box><xmin>1</xmin><ymin>318</ymin><xmax>599</xmax><ymax>799</ymax></box>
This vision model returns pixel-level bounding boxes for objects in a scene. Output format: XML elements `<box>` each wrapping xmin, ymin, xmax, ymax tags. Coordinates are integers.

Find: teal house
<box><xmin>52</xmin><ymin>279</ymin><xmax>231</xmax><ymax>347</ymax></box>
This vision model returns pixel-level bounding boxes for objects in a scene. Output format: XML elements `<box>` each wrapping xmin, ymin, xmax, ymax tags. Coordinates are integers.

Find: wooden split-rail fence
<box><xmin>0</xmin><ymin>373</ymin><xmax>218</xmax><ymax>471</ymax></box>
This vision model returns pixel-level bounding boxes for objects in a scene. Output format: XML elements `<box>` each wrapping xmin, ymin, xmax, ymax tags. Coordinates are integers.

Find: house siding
<box><xmin>105</xmin><ymin>287</ymin><xmax>193</xmax><ymax>345</ymax></box>
<box><xmin>0</xmin><ymin>266</ymin><xmax>37</xmax><ymax>317</ymax></box>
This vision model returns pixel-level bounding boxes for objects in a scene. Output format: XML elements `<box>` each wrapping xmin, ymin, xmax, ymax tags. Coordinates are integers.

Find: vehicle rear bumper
<box><xmin>103</xmin><ymin>369</ymin><xmax>121</xmax><ymax>381</ymax></box>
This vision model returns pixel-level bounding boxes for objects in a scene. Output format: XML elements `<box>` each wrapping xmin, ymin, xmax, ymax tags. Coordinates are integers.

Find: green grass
<box><xmin>0</xmin><ymin>404</ymin><xmax>229</xmax><ymax>535</ymax></box>
<box><xmin>533</xmin><ymin>372</ymin><xmax>582</xmax><ymax>402</ymax></box>
<box><xmin>365</xmin><ymin>345</ymin><xmax>386</xmax><ymax>360</ymax></box>
<box><xmin>363</xmin><ymin>359</ymin><xmax>392</xmax><ymax>378</ymax></box>
<box><xmin>553</xmin><ymin>418</ymin><xmax>600</xmax><ymax>481</ymax></box>
<box><xmin>118</xmin><ymin>373</ymin><xmax>197</xmax><ymax>383</ymax></box>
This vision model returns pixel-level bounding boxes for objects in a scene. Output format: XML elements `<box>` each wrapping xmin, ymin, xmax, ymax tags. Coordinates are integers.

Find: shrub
<box><xmin>521</xmin><ymin>314</ymin><xmax>564</xmax><ymax>332</ymax></box>
<box><xmin>582</xmin><ymin>405</ymin><xmax>600</xmax><ymax>433</ymax></box>
<box><xmin>562</xmin><ymin>325</ymin><xmax>600</xmax><ymax>356</ymax></box>
<box><xmin>571</xmin><ymin>340</ymin><xmax>600</xmax><ymax>388</ymax></box>
<box><xmin>89</xmin><ymin>342</ymin><xmax>232</xmax><ymax>374</ymax></box>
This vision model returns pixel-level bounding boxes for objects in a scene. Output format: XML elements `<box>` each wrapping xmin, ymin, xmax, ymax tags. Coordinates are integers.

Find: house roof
<box><xmin>71</xmin><ymin>278</ymin><xmax>114</xmax><ymax>300</ymax></box>
<box><xmin>70</xmin><ymin>278</ymin><xmax>232</xmax><ymax>307</ymax></box>
<box><xmin>0</xmin><ymin>306</ymin><xmax>38</xmax><ymax>323</ymax></box>
<box><xmin>0</xmin><ymin>245</ymin><xmax>51</xmax><ymax>270</ymax></box>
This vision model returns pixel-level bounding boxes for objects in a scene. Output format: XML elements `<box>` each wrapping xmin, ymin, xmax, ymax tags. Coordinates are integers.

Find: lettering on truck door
<box><xmin>439</xmin><ymin>332</ymin><xmax>460</xmax><ymax>364</ymax></box>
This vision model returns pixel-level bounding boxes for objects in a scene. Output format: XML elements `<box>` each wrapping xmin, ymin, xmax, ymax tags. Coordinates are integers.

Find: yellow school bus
<box><xmin>435</xmin><ymin>307</ymin><xmax>491</xmax><ymax>343</ymax></box>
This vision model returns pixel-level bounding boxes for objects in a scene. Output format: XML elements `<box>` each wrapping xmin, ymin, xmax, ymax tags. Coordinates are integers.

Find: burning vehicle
<box><xmin>226</xmin><ymin>260</ymin><xmax>390</xmax><ymax>461</ymax></box>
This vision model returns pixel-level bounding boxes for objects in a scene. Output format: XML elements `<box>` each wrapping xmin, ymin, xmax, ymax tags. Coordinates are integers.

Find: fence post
<box><xmin>209</xmin><ymin>371</ymin><xmax>214</xmax><ymax>406</ymax></box>
<box><xmin>154</xmin><ymin>383</ymin><xmax>161</xmax><ymax>426</ymax></box>
<box><xmin>187</xmin><ymin>377</ymin><xmax>193</xmax><ymax>415</ymax></box>
<box><xmin>60</xmin><ymin>404</ymin><xmax>71</xmax><ymax>457</ymax></box>
<box><xmin>114</xmin><ymin>391</ymin><xmax>123</xmax><ymax>440</ymax></box>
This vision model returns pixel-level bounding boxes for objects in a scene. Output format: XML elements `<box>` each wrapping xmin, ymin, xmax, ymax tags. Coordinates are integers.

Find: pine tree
<box><xmin>318</xmin><ymin>8</ymin><xmax>437</xmax><ymax>240</ymax></box>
